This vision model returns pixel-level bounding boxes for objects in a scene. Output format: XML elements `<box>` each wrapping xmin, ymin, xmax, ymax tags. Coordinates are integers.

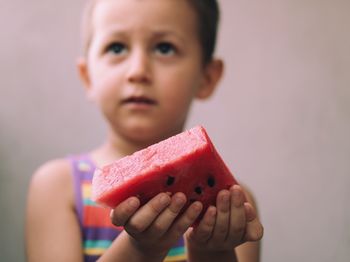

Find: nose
<box><xmin>126</xmin><ymin>48</ymin><xmax>151</xmax><ymax>84</ymax></box>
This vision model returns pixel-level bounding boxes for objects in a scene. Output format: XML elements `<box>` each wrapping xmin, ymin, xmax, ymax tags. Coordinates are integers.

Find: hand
<box><xmin>110</xmin><ymin>192</ymin><xmax>203</xmax><ymax>260</ymax></box>
<box><xmin>185</xmin><ymin>185</ymin><xmax>263</xmax><ymax>253</ymax></box>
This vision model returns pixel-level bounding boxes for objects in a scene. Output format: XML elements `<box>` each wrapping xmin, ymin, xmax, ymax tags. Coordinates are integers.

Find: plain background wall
<box><xmin>1</xmin><ymin>0</ymin><xmax>349</xmax><ymax>261</ymax></box>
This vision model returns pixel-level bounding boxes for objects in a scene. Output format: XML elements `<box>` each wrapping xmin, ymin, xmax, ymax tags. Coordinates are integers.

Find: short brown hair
<box><xmin>80</xmin><ymin>0</ymin><xmax>220</xmax><ymax>65</ymax></box>
<box><xmin>187</xmin><ymin>0</ymin><xmax>220</xmax><ymax>64</ymax></box>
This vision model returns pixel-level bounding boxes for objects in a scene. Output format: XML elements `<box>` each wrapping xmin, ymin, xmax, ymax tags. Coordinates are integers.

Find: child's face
<box><xmin>79</xmin><ymin>0</ymin><xmax>221</xmax><ymax>143</ymax></box>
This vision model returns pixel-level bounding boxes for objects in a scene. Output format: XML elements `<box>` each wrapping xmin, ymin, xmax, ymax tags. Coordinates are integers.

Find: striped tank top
<box><xmin>70</xmin><ymin>154</ymin><xmax>187</xmax><ymax>262</ymax></box>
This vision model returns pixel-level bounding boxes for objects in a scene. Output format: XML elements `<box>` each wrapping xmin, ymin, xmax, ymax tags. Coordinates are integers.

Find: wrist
<box><xmin>186</xmin><ymin>241</ymin><xmax>238</xmax><ymax>262</ymax></box>
<box><xmin>188</xmin><ymin>250</ymin><xmax>238</xmax><ymax>262</ymax></box>
<box><xmin>125</xmin><ymin>232</ymin><xmax>167</xmax><ymax>262</ymax></box>
<box><xmin>100</xmin><ymin>231</ymin><xmax>166</xmax><ymax>262</ymax></box>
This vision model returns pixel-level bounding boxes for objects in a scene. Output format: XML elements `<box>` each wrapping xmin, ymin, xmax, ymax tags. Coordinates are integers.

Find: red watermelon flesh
<box><xmin>92</xmin><ymin>126</ymin><xmax>238</xmax><ymax>223</ymax></box>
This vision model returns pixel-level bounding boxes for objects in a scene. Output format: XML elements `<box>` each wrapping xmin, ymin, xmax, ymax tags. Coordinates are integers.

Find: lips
<box><xmin>121</xmin><ymin>96</ymin><xmax>157</xmax><ymax>105</ymax></box>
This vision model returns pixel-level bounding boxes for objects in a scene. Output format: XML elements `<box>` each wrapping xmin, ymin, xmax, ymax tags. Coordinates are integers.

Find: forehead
<box><xmin>90</xmin><ymin>0</ymin><xmax>198</xmax><ymax>39</ymax></box>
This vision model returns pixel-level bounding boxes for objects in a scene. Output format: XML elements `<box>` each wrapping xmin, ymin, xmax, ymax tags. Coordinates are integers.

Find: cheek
<box><xmin>89</xmin><ymin>72</ymin><xmax>121</xmax><ymax>112</ymax></box>
<box><xmin>162</xmin><ymin>61</ymin><xmax>202</xmax><ymax>89</ymax></box>
<box><xmin>92</xmin><ymin>69</ymin><xmax>120</xmax><ymax>96</ymax></box>
<box><xmin>160</xmin><ymin>76</ymin><xmax>199</xmax><ymax>115</ymax></box>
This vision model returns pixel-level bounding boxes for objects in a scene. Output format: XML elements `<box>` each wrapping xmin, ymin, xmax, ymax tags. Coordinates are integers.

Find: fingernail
<box><xmin>233</xmin><ymin>187</ymin><xmax>241</xmax><ymax>198</ymax></box>
<box><xmin>193</xmin><ymin>202</ymin><xmax>202</xmax><ymax>212</ymax></box>
<box><xmin>128</xmin><ymin>198</ymin><xmax>139</xmax><ymax>208</ymax></box>
<box><xmin>232</xmin><ymin>184</ymin><xmax>241</xmax><ymax>193</ymax></box>
<box><xmin>222</xmin><ymin>192</ymin><xmax>230</xmax><ymax>203</ymax></box>
<box><xmin>160</xmin><ymin>194</ymin><xmax>170</xmax><ymax>205</ymax></box>
<box><xmin>174</xmin><ymin>195</ymin><xmax>185</xmax><ymax>206</ymax></box>
<box><xmin>208</xmin><ymin>206</ymin><xmax>216</xmax><ymax>217</ymax></box>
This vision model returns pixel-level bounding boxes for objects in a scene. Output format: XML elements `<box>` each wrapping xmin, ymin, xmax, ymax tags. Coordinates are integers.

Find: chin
<box><xmin>120</xmin><ymin>123</ymin><xmax>162</xmax><ymax>145</ymax></box>
<box><xmin>120</xmin><ymin>121</ymin><xmax>184</xmax><ymax>147</ymax></box>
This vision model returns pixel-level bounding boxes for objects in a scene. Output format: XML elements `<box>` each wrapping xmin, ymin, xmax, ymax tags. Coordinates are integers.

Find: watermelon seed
<box><xmin>166</xmin><ymin>176</ymin><xmax>175</xmax><ymax>186</ymax></box>
<box><xmin>194</xmin><ymin>186</ymin><xmax>202</xmax><ymax>195</ymax></box>
<box><xmin>207</xmin><ymin>176</ymin><xmax>215</xmax><ymax>187</ymax></box>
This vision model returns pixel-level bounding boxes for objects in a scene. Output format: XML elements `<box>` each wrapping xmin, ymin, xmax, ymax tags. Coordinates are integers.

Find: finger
<box><xmin>228</xmin><ymin>185</ymin><xmax>246</xmax><ymax>242</ymax></box>
<box><xmin>189</xmin><ymin>205</ymin><xmax>217</xmax><ymax>243</ymax></box>
<box><xmin>244</xmin><ymin>202</ymin><xmax>257</xmax><ymax>223</ymax></box>
<box><xmin>146</xmin><ymin>192</ymin><xmax>187</xmax><ymax>238</ymax></box>
<box><xmin>110</xmin><ymin>197</ymin><xmax>140</xmax><ymax>226</ymax></box>
<box><xmin>125</xmin><ymin>193</ymin><xmax>171</xmax><ymax>235</ymax></box>
<box><xmin>168</xmin><ymin>201</ymin><xmax>203</xmax><ymax>239</ymax></box>
<box><xmin>243</xmin><ymin>218</ymin><xmax>264</xmax><ymax>242</ymax></box>
<box><xmin>211</xmin><ymin>190</ymin><xmax>231</xmax><ymax>241</ymax></box>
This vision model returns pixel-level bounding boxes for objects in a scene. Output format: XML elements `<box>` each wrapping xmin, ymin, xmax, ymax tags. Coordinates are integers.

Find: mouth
<box><xmin>121</xmin><ymin>96</ymin><xmax>157</xmax><ymax>106</ymax></box>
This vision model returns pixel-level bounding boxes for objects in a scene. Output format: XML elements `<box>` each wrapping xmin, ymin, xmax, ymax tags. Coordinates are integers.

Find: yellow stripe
<box><xmin>164</xmin><ymin>254</ymin><xmax>187</xmax><ymax>261</ymax></box>
<box><xmin>84</xmin><ymin>247</ymin><xmax>105</xmax><ymax>256</ymax></box>
<box><xmin>78</xmin><ymin>161</ymin><xmax>92</xmax><ymax>172</ymax></box>
<box><xmin>82</xmin><ymin>183</ymin><xmax>92</xmax><ymax>199</ymax></box>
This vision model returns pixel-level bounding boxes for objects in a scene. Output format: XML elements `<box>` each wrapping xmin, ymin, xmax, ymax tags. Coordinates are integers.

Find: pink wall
<box><xmin>1</xmin><ymin>0</ymin><xmax>349</xmax><ymax>261</ymax></box>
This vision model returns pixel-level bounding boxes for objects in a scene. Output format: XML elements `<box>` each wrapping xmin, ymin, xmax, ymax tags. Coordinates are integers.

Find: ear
<box><xmin>76</xmin><ymin>57</ymin><xmax>94</xmax><ymax>101</ymax></box>
<box><xmin>196</xmin><ymin>58</ymin><xmax>224</xmax><ymax>100</ymax></box>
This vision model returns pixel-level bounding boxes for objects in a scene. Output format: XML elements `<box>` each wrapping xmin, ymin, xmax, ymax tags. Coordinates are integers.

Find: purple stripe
<box><xmin>85</xmin><ymin>255</ymin><xmax>100</xmax><ymax>262</ymax></box>
<box><xmin>174</xmin><ymin>236</ymin><xmax>185</xmax><ymax>248</ymax></box>
<box><xmin>69</xmin><ymin>156</ymin><xmax>84</xmax><ymax>230</ymax></box>
<box><xmin>83</xmin><ymin>226</ymin><xmax>121</xmax><ymax>241</ymax></box>
<box><xmin>82</xmin><ymin>172</ymin><xmax>94</xmax><ymax>180</ymax></box>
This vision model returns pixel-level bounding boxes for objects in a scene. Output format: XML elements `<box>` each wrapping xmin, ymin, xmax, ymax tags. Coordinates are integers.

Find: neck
<box><xmin>106</xmin><ymin>130</ymin><xmax>152</xmax><ymax>157</ymax></box>
<box><xmin>90</xmin><ymin>128</ymin><xmax>158</xmax><ymax>167</ymax></box>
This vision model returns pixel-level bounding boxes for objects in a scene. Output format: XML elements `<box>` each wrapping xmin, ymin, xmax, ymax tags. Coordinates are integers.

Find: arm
<box><xmin>25</xmin><ymin>159</ymin><xmax>83</xmax><ymax>262</ymax></box>
<box><xmin>185</xmin><ymin>185</ymin><xmax>263</xmax><ymax>262</ymax></box>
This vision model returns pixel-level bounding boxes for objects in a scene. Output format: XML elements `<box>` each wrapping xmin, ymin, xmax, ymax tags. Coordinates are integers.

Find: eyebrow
<box><xmin>151</xmin><ymin>31</ymin><xmax>186</xmax><ymax>43</ymax></box>
<box><xmin>98</xmin><ymin>26</ymin><xmax>186</xmax><ymax>44</ymax></box>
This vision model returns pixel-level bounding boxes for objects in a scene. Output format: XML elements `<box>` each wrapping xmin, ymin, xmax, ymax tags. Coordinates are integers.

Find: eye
<box><xmin>155</xmin><ymin>42</ymin><xmax>176</xmax><ymax>56</ymax></box>
<box><xmin>106</xmin><ymin>42</ymin><xmax>126</xmax><ymax>55</ymax></box>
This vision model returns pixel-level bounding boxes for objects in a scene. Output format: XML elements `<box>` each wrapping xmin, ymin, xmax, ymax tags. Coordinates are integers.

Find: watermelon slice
<box><xmin>92</xmin><ymin>126</ymin><xmax>238</xmax><ymax>223</ymax></box>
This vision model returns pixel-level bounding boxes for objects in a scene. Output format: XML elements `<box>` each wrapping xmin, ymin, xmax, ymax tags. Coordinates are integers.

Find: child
<box><xmin>25</xmin><ymin>0</ymin><xmax>263</xmax><ymax>261</ymax></box>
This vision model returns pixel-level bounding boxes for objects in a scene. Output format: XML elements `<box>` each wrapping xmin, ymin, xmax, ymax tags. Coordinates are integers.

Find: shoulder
<box><xmin>33</xmin><ymin>158</ymin><xmax>71</xmax><ymax>177</ymax></box>
<box><xmin>28</xmin><ymin>158</ymin><xmax>74</xmax><ymax>207</ymax></box>
<box><xmin>30</xmin><ymin>158</ymin><xmax>72</xmax><ymax>188</ymax></box>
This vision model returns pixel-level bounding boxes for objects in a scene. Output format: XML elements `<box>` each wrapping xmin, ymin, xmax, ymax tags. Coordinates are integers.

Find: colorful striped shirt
<box><xmin>70</xmin><ymin>155</ymin><xmax>186</xmax><ymax>262</ymax></box>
